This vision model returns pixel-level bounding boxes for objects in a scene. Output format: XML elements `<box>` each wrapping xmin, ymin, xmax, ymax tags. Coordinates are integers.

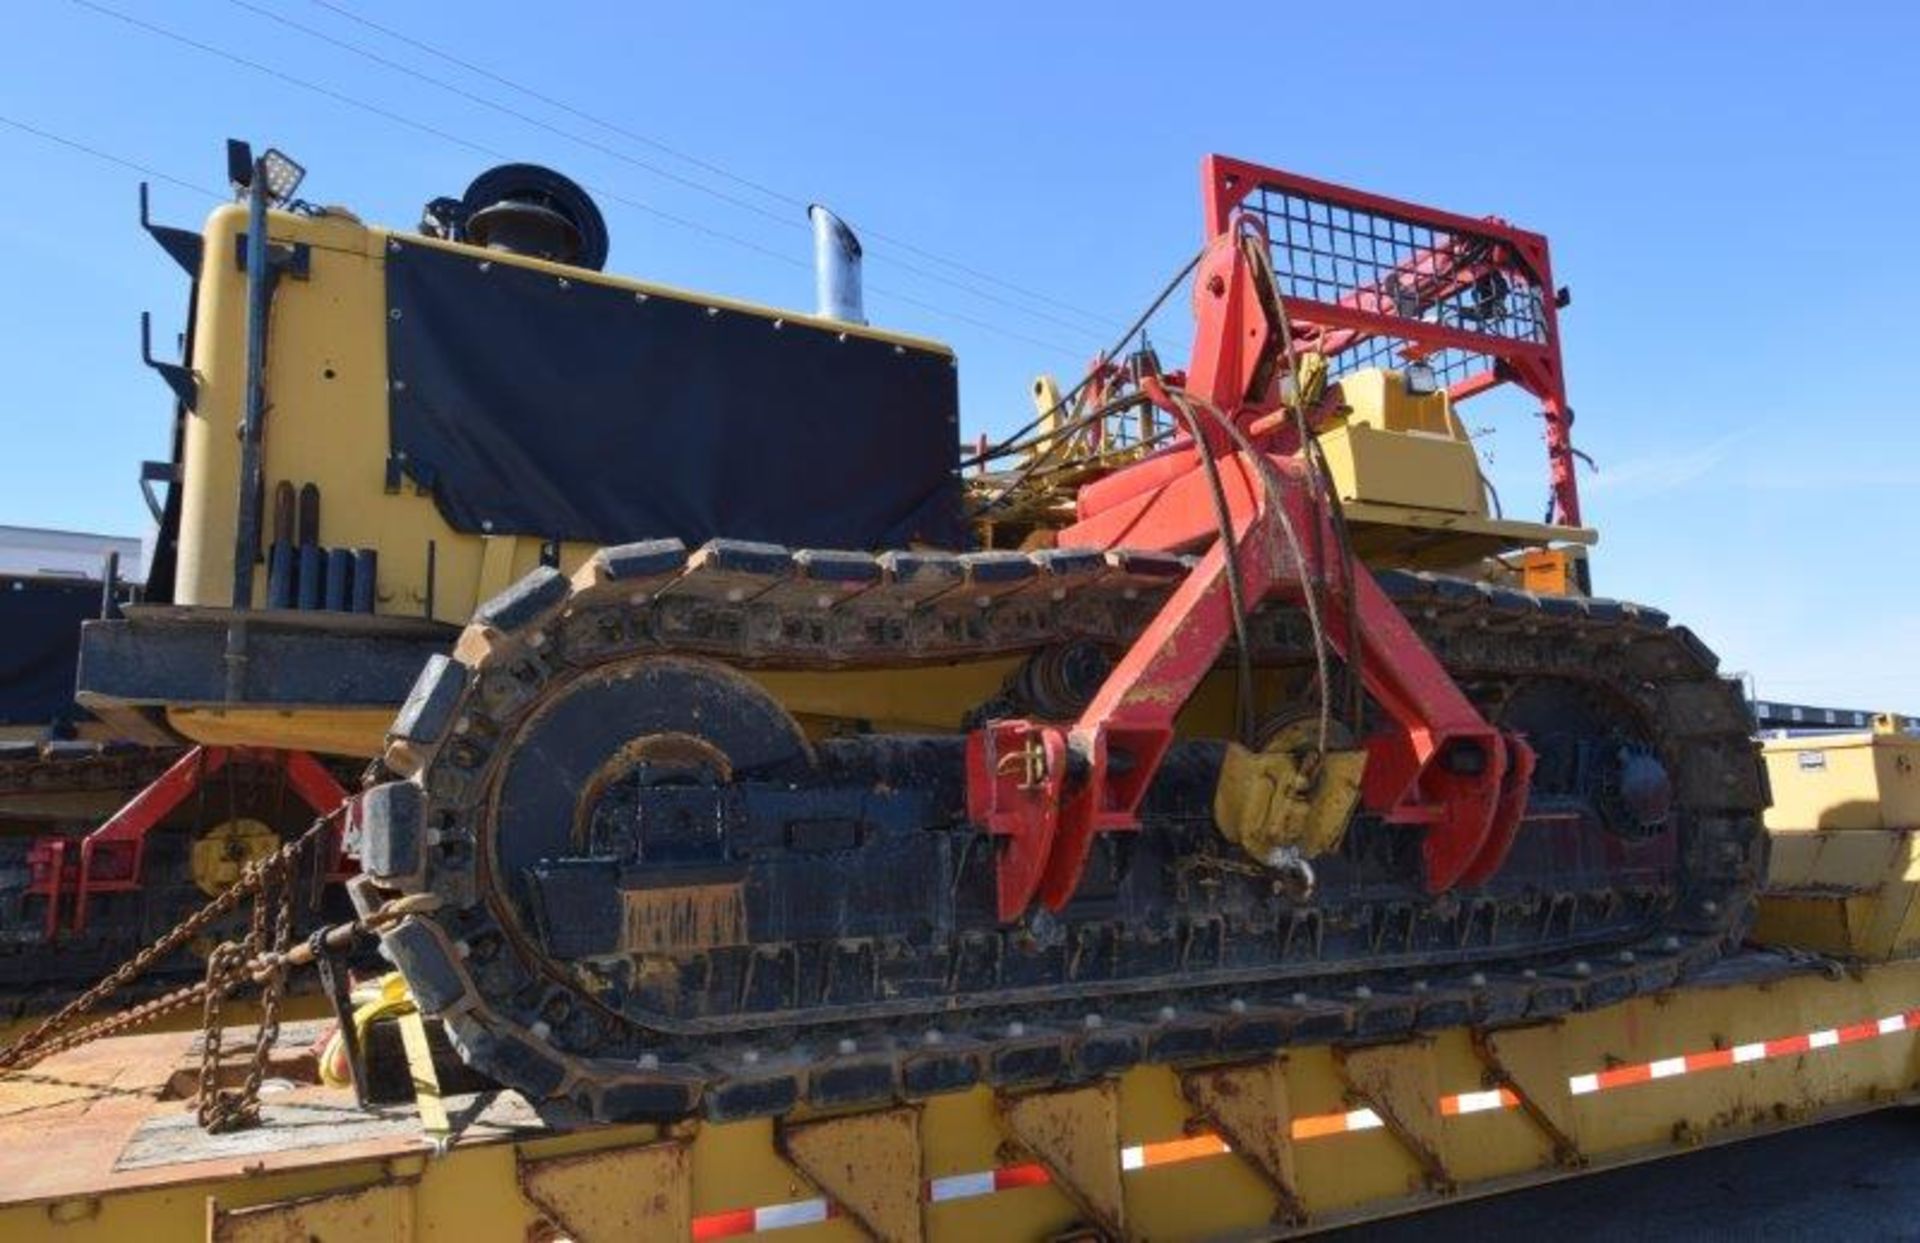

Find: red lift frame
<box><xmin>968</xmin><ymin>155</ymin><xmax>1573</xmax><ymax>921</ymax></box>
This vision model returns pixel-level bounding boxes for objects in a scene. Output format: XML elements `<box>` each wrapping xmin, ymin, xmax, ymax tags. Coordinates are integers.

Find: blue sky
<box><xmin>0</xmin><ymin>1</ymin><xmax>1913</xmax><ymax>709</ymax></box>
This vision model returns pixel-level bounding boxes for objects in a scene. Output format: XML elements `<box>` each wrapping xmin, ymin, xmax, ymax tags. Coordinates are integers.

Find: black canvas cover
<box><xmin>0</xmin><ymin>576</ymin><xmax>96</xmax><ymax>726</ymax></box>
<box><xmin>384</xmin><ymin>241</ymin><xmax>966</xmax><ymax>551</ymax></box>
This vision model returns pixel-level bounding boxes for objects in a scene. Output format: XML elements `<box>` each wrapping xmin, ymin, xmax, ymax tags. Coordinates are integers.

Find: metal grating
<box><xmin>1244</xmin><ymin>185</ymin><xmax>1550</xmax><ymax>383</ymax></box>
<box><xmin>1327</xmin><ymin>339</ymin><xmax>1488</xmax><ymax>389</ymax></box>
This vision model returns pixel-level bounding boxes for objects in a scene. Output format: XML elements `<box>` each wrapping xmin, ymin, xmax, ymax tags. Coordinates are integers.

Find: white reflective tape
<box><xmin>1879</xmin><ymin>1015</ymin><xmax>1907</xmax><ymax>1036</ymax></box>
<box><xmin>1732</xmin><ymin>1042</ymin><xmax>1766</xmax><ymax>1063</ymax></box>
<box><xmin>1568</xmin><ymin>1073</ymin><xmax>1599</xmax><ymax>1096</ymax></box>
<box><xmin>1452</xmin><ymin>1089</ymin><xmax>1508</xmax><ymax>1114</ymax></box>
<box><xmin>1649</xmin><ymin>1056</ymin><xmax>1687</xmax><ymax>1079</ymax></box>
<box><xmin>1120</xmin><ymin>1146</ymin><xmax>1145</xmax><ymax>1171</ymax></box>
<box><xmin>1346</xmin><ymin>1108</ymin><xmax>1384</xmax><ymax>1131</ymax></box>
<box><xmin>1808</xmin><ymin>1029</ymin><xmax>1840</xmax><ymax>1049</ymax></box>
<box><xmin>756</xmin><ymin>1199</ymin><xmax>829</xmax><ymax>1230</ymax></box>
<box><xmin>928</xmin><ymin>1172</ymin><xmax>995</xmax><ymax>1203</ymax></box>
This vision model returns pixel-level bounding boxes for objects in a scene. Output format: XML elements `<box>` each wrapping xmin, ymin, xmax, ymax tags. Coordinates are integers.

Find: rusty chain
<box><xmin>195</xmin><ymin>940</ymin><xmax>256</xmax><ymax>1131</ymax></box>
<box><xmin>1</xmin><ymin>786</ymin><xmax>439</xmax><ymax>1132</ymax></box>
<box><xmin>197</xmin><ymin>852</ymin><xmax>299</xmax><ymax>1133</ymax></box>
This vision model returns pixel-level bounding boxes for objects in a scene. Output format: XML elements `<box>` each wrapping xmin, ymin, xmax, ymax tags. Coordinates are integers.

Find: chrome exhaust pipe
<box><xmin>808</xmin><ymin>204</ymin><xmax>865</xmax><ymax>324</ymax></box>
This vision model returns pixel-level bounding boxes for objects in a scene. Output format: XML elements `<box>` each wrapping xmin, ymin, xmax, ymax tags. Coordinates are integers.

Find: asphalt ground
<box><xmin>1326</xmin><ymin>1108</ymin><xmax>1920</xmax><ymax>1240</ymax></box>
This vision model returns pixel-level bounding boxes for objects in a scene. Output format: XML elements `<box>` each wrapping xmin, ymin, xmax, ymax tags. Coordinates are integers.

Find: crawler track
<box><xmin>358</xmin><ymin>539</ymin><xmax>1768</xmax><ymax>1122</ymax></box>
<box><xmin>0</xmin><ymin>740</ymin><xmax>178</xmax><ymax>815</ymax></box>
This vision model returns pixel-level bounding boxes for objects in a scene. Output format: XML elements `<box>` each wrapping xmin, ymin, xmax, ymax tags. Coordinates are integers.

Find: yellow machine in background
<box><xmin>1756</xmin><ymin>715</ymin><xmax>1920</xmax><ymax>960</ymax></box>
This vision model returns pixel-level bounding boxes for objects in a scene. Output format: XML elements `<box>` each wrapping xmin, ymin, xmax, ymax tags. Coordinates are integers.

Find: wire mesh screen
<box><xmin>1328</xmin><ymin>339</ymin><xmax>1488</xmax><ymax>390</ymax></box>
<box><xmin>1243</xmin><ymin>183</ymin><xmax>1551</xmax><ymax>388</ymax></box>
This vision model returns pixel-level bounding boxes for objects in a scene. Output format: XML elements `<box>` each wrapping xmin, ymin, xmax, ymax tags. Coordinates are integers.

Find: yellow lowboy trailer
<box><xmin>2</xmin><ymin>721</ymin><xmax>1916</xmax><ymax>1242</ymax></box>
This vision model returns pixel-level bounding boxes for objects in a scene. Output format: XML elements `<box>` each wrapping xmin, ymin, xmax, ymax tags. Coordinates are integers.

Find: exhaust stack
<box><xmin>808</xmin><ymin>204</ymin><xmax>865</xmax><ymax>324</ymax></box>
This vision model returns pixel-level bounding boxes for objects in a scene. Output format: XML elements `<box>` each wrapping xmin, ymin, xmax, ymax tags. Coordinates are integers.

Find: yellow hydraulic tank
<box><xmin>1314</xmin><ymin>368</ymin><xmax>1485</xmax><ymax>515</ymax></box>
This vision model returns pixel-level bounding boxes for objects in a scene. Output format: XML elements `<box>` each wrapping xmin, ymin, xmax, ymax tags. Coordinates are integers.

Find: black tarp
<box><xmin>0</xmin><ymin>576</ymin><xmax>96</xmax><ymax>726</ymax></box>
<box><xmin>384</xmin><ymin>240</ymin><xmax>966</xmax><ymax>551</ymax></box>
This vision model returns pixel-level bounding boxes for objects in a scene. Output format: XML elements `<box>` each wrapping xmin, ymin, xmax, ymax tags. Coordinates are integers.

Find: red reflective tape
<box><xmin>995</xmin><ymin>1162</ymin><xmax>1052</xmax><ymax>1190</ymax></box>
<box><xmin>1686</xmin><ymin>1048</ymin><xmax>1735</xmax><ymax>1072</ymax></box>
<box><xmin>691</xmin><ymin>1208</ymin><xmax>758</xmax><ymax>1241</ymax></box>
<box><xmin>1764</xmin><ymin>1034</ymin><xmax>1810</xmax><ymax>1058</ymax></box>
<box><xmin>1594</xmin><ymin>1063</ymin><xmax>1652</xmax><ymax>1091</ymax></box>
<box><xmin>1837</xmin><ymin>1021</ymin><xmax>1880</xmax><ymax>1045</ymax></box>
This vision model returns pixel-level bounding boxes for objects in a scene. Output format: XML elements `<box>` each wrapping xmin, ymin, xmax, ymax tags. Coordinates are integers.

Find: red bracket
<box><xmin>966</xmin><ymin>721</ymin><xmax>1067</xmax><ymax>921</ymax></box>
<box><xmin>30</xmin><ymin>746</ymin><xmax>352</xmax><ymax>936</ymax></box>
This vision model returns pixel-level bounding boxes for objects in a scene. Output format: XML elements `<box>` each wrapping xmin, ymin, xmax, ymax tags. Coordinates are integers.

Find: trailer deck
<box><xmin>4</xmin><ymin>947</ymin><xmax>1919</xmax><ymax>1241</ymax></box>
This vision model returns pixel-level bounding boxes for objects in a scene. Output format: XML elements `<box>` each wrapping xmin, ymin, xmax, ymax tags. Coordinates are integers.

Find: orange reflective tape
<box><xmin>1291</xmin><ymin>1110</ymin><xmax>1353</xmax><ymax>1140</ymax></box>
<box><xmin>1137</xmin><ymin>1134</ymin><xmax>1230</xmax><ymax>1167</ymax></box>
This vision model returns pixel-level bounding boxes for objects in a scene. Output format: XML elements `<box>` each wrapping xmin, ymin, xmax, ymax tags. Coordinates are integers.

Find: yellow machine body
<box><xmin>173</xmin><ymin>205</ymin><xmax>949</xmax><ymax>625</ymax></box>
<box><xmin>157</xmin><ymin>204</ymin><xmax>967</xmax><ymax>756</ymax></box>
